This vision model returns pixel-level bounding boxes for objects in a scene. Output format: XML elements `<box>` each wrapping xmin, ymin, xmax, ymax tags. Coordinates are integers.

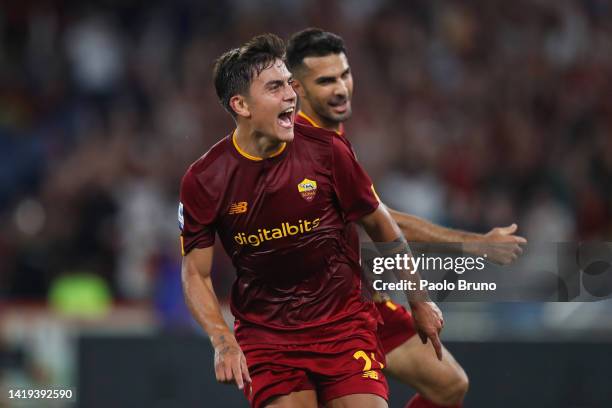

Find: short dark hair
<box><xmin>286</xmin><ymin>28</ymin><xmax>347</xmax><ymax>72</ymax></box>
<box><xmin>213</xmin><ymin>33</ymin><xmax>285</xmax><ymax>117</ymax></box>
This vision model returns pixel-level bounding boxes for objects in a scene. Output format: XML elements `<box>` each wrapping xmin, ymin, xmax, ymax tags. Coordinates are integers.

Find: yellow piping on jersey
<box><xmin>232</xmin><ymin>130</ymin><xmax>286</xmax><ymax>161</ymax></box>
<box><xmin>298</xmin><ymin>111</ymin><xmax>342</xmax><ymax>136</ymax></box>
<box><xmin>385</xmin><ymin>300</ymin><xmax>398</xmax><ymax>311</ymax></box>
<box><xmin>371</xmin><ymin>184</ymin><xmax>381</xmax><ymax>203</ymax></box>
<box><xmin>298</xmin><ymin>111</ymin><xmax>320</xmax><ymax>127</ymax></box>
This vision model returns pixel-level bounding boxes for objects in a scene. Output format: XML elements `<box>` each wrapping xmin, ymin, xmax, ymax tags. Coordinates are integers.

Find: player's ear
<box><xmin>293</xmin><ymin>80</ymin><xmax>307</xmax><ymax>98</ymax></box>
<box><xmin>230</xmin><ymin>95</ymin><xmax>250</xmax><ymax>118</ymax></box>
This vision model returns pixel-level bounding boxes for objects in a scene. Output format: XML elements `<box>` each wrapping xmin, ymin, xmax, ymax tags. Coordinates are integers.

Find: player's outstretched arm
<box><xmin>359</xmin><ymin>206</ymin><xmax>444</xmax><ymax>360</ymax></box>
<box><xmin>387</xmin><ymin>207</ymin><xmax>479</xmax><ymax>243</ymax></box>
<box><xmin>182</xmin><ymin>247</ymin><xmax>251</xmax><ymax>390</ymax></box>
<box><xmin>387</xmin><ymin>207</ymin><xmax>527</xmax><ymax>265</ymax></box>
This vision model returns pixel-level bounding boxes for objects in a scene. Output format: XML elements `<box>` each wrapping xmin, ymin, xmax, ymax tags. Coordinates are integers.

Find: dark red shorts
<box><xmin>375</xmin><ymin>300</ymin><xmax>417</xmax><ymax>353</ymax></box>
<box><xmin>242</xmin><ymin>332</ymin><xmax>388</xmax><ymax>408</ymax></box>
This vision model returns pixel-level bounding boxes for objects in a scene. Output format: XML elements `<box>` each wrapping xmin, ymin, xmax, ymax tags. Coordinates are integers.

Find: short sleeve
<box><xmin>331</xmin><ymin>136</ymin><xmax>380</xmax><ymax>222</ymax></box>
<box><xmin>179</xmin><ymin>170</ymin><xmax>216</xmax><ymax>255</ymax></box>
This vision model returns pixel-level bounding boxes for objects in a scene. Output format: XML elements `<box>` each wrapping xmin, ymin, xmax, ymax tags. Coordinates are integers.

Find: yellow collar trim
<box><xmin>298</xmin><ymin>111</ymin><xmax>342</xmax><ymax>136</ymax></box>
<box><xmin>232</xmin><ymin>131</ymin><xmax>286</xmax><ymax>161</ymax></box>
<box><xmin>298</xmin><ymin>111</ymin><xmax>320</xmax><ymax>128</ymax></box>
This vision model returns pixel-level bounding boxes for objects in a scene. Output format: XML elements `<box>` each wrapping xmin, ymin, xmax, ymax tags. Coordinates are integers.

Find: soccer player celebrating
<box><xmin>286</xmin><ymin>28</ymin><xmax>527</xmax><ymax>408</ymax></box>
<box><xmin>180</xmin><ymin>34</ymin><xmax>442</xmax><ymax>408</ymax></box>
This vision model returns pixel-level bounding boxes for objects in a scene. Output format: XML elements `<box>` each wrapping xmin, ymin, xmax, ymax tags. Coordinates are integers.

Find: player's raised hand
<box><xmin>213</xmin><ymin>333</ymin><xmax>252</xmax><ymax>391</ymax></box>
<box><xmin>484</xmin><ymin>223</ymin><xmax>527</xmax><ymax>265</ymax></box>
<box><xmin>410</xmin><ymin>301</ymin><xmax>444</xmax><ymax>360</ymax></box>
<box><xmin>465</xmin><ymin>223</ymin><xmax>527</xmax><ymax>265</ymax></box>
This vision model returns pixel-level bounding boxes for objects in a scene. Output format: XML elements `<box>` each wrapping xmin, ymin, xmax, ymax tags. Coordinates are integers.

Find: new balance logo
<box><xmin>229</xmin><ymin>202</ymin><xmax>248</xmax><ymax>215</ymax></box>
<box><xmin>362</xmin><ymin>370</ymin><xmax>379</xmax><ymax>380</ymax></box>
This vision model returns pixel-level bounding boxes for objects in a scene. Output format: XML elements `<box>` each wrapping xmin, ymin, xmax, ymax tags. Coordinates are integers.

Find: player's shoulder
<box><xmin>186</xmin><ymin>136</ymin><xmax>231</xmax><ymax>176</ymax></box>
<box><xmin>293</xmin><ymin>122</ymin><xmax>336</xmax><ymax>172</ymax></box>
<box><xmin>294</xmin><ymin>121</ymin><xmax>354</xmax><ymax>156</ymax></box>
<box><xmin>295</xmin><ymin>121</ymin><xmax>333</xmax><ymax>145</ymax></box>
<box><xmin>330</xmin><ymin>130</ymin><xmax>359</xmax><ymax>163</ymax></box>
<box><xmin>331</xmin><ymin>131</ymin><xmax>353</xmax><ymax>151</ymax></box>
<box><xmin>181</xmin><ymin>135</ymin><xmax>233</xmax><ymax>195</ymax></box>
<box><xmin>293</xmin><ymin>122</ymin><xmax>359</xmax><ymax>173</ymax></box>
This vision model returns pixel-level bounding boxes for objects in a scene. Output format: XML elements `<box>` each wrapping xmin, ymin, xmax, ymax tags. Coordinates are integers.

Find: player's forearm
<box><xmin>387</xmin><ymin>207</ymin><xmax>482</xmax><ymax>243</ymax></box>
<box><xmin>360</xmin><ymin>205</ymin><xmax>403</xmax><ymax>242</ymax></box>
<box><xmin>359</xmin><ymin>207</ymin><xmax>430</xmax><ymax>302</ymax></box>
<box><xmin>181</xmin><ymin>264</ymin><xmax>233</xmax><ymax>347</ymax></box>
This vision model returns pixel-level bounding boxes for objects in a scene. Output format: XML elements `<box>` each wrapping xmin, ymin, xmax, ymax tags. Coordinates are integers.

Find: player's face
<box><xmin>296</xmin><ymin>52</ymin><xmax>353</xmax><ymax>125</ymax></box>
<box><xmin>245</xmin><ymin>59</ymin><xmax>297</xmax><ymax>142</ymax></box>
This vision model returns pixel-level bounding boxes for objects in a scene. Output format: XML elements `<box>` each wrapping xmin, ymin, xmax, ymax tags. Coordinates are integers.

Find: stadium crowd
<box><xmin>1</xmin><ymin>0</ymin><xmax>611</xmax><ymax>308</ymax></box>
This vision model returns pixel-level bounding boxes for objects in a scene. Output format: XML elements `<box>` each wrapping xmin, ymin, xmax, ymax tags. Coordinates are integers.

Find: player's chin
<box><xmin>329</xmin><ymin>107</ymin><xmax>352</xmax><ymax>123</ymax></box>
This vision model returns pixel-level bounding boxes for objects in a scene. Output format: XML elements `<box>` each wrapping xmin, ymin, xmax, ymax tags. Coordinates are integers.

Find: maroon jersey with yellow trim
<box><xmin>179</xmin><ymin>122</ymin><xmax>379</xmax><ymax>345</ymax></box>
<box><xmin>295</xmin><ymin>111</ymin><xmax>346</xmax><ymax>137</ymax></box>
<box><xmin>295</xmin><ymin>111</ymin><xmax>366</xmax><ymax>260</ymax></box>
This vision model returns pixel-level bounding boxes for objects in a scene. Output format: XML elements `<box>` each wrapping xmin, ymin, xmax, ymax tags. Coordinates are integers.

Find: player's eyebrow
<box><xmin>265</xmin><ymin>79</ymin><xmax>285</xmax><ymax>89</ymax></box>
<box><xmin>315</xmin><ymin>68</ymin><xmax>350</xmax><ymax>84</ymax></box>
<box><xmin>265</xmin><ymin>75</ymin><xmax>293</xmax><ymax>90</ymax></box>
<box><xmin>315</xmin><ymin>75</ymin><xmax>336</xmax><ymax>84</ymax></box>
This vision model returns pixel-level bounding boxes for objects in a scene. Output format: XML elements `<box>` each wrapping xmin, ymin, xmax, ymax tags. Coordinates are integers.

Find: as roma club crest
<box><xmin>297</xmin><ymin>178</ymin><xmax>317</xmax><ymax>202</ymax></box>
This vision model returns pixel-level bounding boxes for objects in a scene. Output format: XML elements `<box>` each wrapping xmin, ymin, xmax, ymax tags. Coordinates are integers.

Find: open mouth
<box><xmin>277</xmin><ymin>106</ymin><xmax>295</xmax><ymax>129</ymax></box>
<box><xmin>328</xmin><ymin>99</ymin><xmax>348</xmax><ymax>114</ymax></box>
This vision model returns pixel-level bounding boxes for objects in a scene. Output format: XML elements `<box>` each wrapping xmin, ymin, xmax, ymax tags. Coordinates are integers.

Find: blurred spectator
<box><xmin>0</xmin><ymin>0</ymin><xmax>611</xmax><ymax>305</ymax></box>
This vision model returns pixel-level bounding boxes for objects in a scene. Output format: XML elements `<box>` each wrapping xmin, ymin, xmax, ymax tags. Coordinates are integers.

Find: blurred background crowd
<box><xmin>0</xmin><ymin>0</ymin><xmax>611</xmax><ymax>404</ymax></box>
<box><xmin>2</xmin><ymin>0</ymin><xmax>612</xmax><ymax>302</ymax></box>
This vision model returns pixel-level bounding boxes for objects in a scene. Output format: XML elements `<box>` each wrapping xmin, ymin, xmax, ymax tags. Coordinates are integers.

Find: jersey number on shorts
<box><xmin>353</xmin><ymin>350</ymin><xmax>384</xmax><ymax>380</ymax></box>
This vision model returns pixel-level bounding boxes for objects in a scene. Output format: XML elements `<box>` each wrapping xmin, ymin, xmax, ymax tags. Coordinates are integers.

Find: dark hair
<box><xmin>286</xmin><ymin>28</ymin><xmax>347</xmax><ymax>72</ymax></box>
<box><xmin>213</xmin><ymin>33</ymin><xmax>285</xmax><ymax>116</ymax></box>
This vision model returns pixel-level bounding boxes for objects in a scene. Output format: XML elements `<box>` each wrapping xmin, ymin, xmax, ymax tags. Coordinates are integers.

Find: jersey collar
<box><xmin>297</xmin><ymin>111</ymin><xmax>345</xmax><ymax>136</ymax></box>
<box><xmin>231</xmin><ymin>130</ymin><xmax>287</xmax><ymax>161</ymax></box>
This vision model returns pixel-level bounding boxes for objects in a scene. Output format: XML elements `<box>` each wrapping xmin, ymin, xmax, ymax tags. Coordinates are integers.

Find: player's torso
<box><xmin>206</xmin><ymin>131</ymin><xmax>368</xmax><ymax>331</ymax></box>
<box><xmin>215</xmin><ymin>132</ymin><xmax>353</xmax><ymax>286</ymax></box>
<box><xmin>294</xmin><ymin>113</ymin><xmax>362</xmax><ymax>258</ymax></box>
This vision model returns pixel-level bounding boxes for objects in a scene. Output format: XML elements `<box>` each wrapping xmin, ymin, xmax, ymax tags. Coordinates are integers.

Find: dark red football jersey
<box><xmin>295</xmin><ymin>111</ymin><xmax>370</xmax><ymax>262</ymax></box>
<box><xmin>295</xmin><ymin>111</ymin><xmax>346</xmax><ymax>137</ymax></box>
<box><xmin>179</xmin><ymin>122</ymin><xmax>379</xmax><ymax>345</ymax></box>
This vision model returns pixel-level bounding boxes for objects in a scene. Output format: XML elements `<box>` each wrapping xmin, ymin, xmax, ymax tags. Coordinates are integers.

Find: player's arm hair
<box><xmin>181</xmin><ymin>246</ymin><xmax>233</xmax><ymax>347</ymax></box>
<box><xmin>387</xmin><ymin>207</ymin><xmax>482</xmax><ymax>243</ymax></box>
<box><xmin>359</xmin><ymin>206</ymin><xmax>430</xmax><ymax>302</ymax></box>
<box><xmin>386</xmin><ymin>206</ymin><xmax>488</xmax><ymax>256</ymax></box>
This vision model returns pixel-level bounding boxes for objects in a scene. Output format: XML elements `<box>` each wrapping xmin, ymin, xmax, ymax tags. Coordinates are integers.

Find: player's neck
<box><xmin>234</xmin><ymin>126</ymin><xmax>285</xmax><ymax>160</ymax></box>
<box><xmin>300</xmin><ymin>106</ymin><xmax>342</xmax><ymax>133</ymax></box>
